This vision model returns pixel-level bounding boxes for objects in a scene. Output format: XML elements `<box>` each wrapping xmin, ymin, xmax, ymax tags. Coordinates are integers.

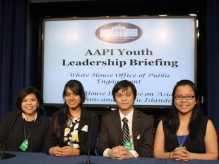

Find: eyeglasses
<box><xmin>174</xmin><ymin>95</ymin><xmax>195</xmax><ymax>100</ymax></box>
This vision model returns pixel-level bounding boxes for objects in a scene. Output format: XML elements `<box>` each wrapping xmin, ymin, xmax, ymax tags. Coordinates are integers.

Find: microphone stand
<box><xmin>0</xmin><ymin>141</ymin><xmax>16</xmax><ymax>160</ymax></box>
<box><xmin>78</xmin><ymin>113</ymin><xmax>95</xmax><ymax>164</ymax></box>
<box><xmin>85</xmin><ymin>113</ymin><xmax>95</xmax><ymax>164</ymax></box>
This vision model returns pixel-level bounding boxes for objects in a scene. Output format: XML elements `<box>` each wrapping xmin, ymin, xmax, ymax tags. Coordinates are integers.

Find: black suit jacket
<box><xmin>96</xmin><ymin>109</ymin><xmax>154</xmax><ymax>157</ymax></box>
<box><xmin>0</xmin><ymin>111</ymin><xmax>50</xmax><ymax>152</ymax></box>
<box><xmin>48</xmin><ymin>108</ymin><xmax>99</xmax><ymax>155</ymax></box>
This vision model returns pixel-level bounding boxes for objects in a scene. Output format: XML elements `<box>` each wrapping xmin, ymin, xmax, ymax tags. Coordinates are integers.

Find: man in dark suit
<box><xmin>96</xmin><ymin>80</ymin><xmax>154</xmax><ymax>160</ymax></box>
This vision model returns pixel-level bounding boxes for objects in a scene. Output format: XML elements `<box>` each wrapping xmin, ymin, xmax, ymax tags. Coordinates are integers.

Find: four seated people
<box><xmin>0</xmin><ymin>79</ymin><xmax>218</xmax><ymax>160</ymax></box>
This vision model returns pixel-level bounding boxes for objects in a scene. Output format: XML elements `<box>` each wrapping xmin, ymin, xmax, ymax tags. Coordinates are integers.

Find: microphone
<box><xmin>0</xmin><ymin>141</ymin><xmax>16</xmax><ymax>160</ymax></box>
<box><xmin>85</xmin><ymin>113</ymin><xmax>95</xmax><ymax>164</ymax></box>
<box><xmin>78</xmin><ymin>113</ymin><xmax>95</xmax><ymax>164</ymax></box>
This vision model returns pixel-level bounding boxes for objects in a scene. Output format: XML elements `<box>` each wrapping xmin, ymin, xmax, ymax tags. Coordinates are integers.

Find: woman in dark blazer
<box><xmin>0</xmin><ymin>87</ymin><xmax>50</xmax><ymax>152</ymax></box>
<box><xmin>48</xmin><ymin>80</ymin><xmax>99</xmax><ymax>156</ymax></box>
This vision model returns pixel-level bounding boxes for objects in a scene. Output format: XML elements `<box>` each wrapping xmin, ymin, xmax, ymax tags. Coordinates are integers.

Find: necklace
<box><xmin>177</xmin><ymin>135</ymin><xmax>188</xmax><ymax>147</ymax></box>
<box><xmin>24</xmin><ymin>125</ymin><xmax>31</xmax><ymax>140</ymax></box>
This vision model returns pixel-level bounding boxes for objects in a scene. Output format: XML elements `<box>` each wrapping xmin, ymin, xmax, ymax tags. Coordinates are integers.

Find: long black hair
<box><xmin>163</xmin><ymin>80</ymin><xmax>203</xmax><ymax>142</ymax></box>
<box><xmin>54</xmin><ymin>80</ymin><xmax>85</xmax><ymax>140</ymax></box>
<box><xmin>62</xmin><ymin>79</ymin><xmax>85</xmax><ymax>107</ymax></box>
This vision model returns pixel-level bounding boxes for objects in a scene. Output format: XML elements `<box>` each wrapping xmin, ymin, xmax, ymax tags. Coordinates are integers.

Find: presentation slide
<box><xmin>42</xmin><ymin>16</ymin><xmax>196</xmax><ymax>107</ymax></box>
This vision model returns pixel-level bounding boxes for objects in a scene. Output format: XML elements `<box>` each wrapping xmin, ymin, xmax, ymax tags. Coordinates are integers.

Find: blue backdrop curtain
<box><xmin>0</xmin><ymin>0</ymin><xmax>28</xmax><ymax>121</ymax></box>
<box><xmin>206</xmin><ymin>0</ymin><xmax>219</xmax><ymax>131</ymax></box>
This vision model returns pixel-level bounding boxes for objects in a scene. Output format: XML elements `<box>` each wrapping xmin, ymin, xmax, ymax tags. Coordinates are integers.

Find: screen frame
<box><xmin>41</xmin><ymin>15</ymin><xmax>198</xmax><ymax>110</ymax></box>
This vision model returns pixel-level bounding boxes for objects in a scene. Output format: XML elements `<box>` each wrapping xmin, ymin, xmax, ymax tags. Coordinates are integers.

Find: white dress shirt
<box><xmin>103</xmin><ymin>108</ymin><xmax>139</xmax><ymax>158</ymax></box>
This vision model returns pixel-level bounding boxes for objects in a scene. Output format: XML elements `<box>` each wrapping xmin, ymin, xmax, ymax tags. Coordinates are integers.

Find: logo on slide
<box><xmin>95</xmin><ymin>22</ymin><xmax>142</xmax><ymax>44</ymax></box>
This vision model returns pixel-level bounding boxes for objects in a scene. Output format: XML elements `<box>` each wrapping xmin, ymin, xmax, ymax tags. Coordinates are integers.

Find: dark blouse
<box><xmin>163</xmin><ymin>116</ymin><xmax>208</xmax><ymax>153</ymax></box>
<box><xmin>0</xmin><ymin>111</ymin><xmax>50</xmax><ymax>152</ymax></box>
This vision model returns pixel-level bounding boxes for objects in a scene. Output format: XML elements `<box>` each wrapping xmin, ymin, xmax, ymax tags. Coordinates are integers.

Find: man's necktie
<box><xmin>122</xmin><ymin>117</ymin><xmax>130</xmax><ymax>145</ymax></box>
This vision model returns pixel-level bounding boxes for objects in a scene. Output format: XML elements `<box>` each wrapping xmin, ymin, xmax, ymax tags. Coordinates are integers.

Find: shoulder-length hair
<box><xmin>16</xmin><ymin>87</ymin><xmax>43</xmax><ymax>110</ymax></box>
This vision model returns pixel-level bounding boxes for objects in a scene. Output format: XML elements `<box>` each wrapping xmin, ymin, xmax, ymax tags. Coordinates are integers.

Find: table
<box><xmin>0</xmin><ymin>152</ymin><xmax>218</xmax><ymax>164</ymax></box>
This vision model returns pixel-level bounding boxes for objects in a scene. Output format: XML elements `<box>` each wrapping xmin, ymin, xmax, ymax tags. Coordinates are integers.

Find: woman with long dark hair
<box><xmin>48</xmin><ymin>80</ymin><xmax>99</xmax><ymax>156</ymax></box>
<box><xmin>154</xmin><ymin>80</ymin><xmax>218</xmax><ymax>160</ymax></box>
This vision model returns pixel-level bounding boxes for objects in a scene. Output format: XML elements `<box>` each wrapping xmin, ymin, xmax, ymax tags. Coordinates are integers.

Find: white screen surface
<box><xmin>42</xmin><ymin>16</ymin><xmax>196</xmax><ymax>107</ymax></box>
